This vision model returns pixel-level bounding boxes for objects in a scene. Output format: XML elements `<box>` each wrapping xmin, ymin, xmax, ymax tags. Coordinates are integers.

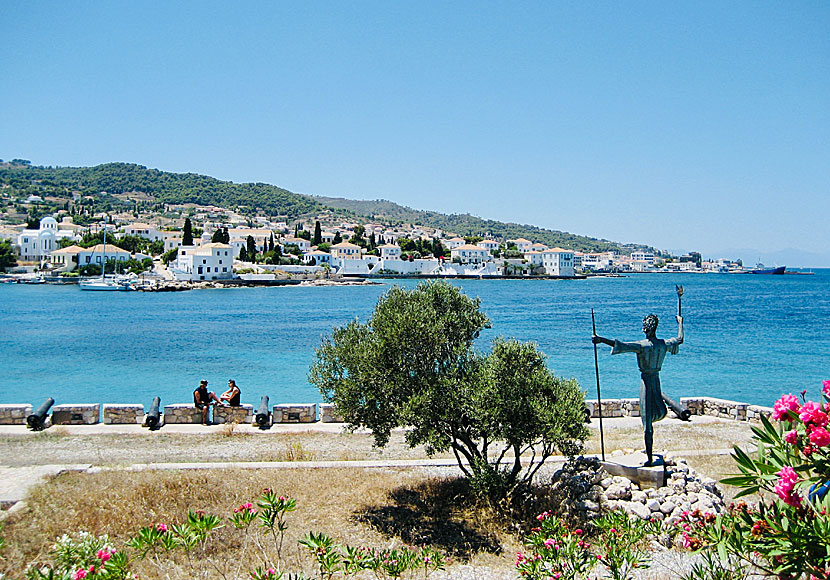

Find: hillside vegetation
<box><xmin>1</xmin><ymin>161</ymin><xmax>653</xmax><ymax>254</ymax></box>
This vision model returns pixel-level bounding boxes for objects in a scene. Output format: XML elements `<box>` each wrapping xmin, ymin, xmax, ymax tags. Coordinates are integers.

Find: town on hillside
<box><xmin>0</xmin><ymin>183</ymin><xmax>749</xmax><ymax>283</ymax></box>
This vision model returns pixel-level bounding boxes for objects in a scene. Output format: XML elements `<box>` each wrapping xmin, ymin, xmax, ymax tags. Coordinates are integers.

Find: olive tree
<box><xmin>309</xmin><ymin>281</ymin><xmax>588</xmax><ymax>497</ymax></box>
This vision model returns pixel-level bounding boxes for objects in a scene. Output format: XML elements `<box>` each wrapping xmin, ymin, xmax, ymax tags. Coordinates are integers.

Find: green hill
<box><xmin>314</xmin><ymin>196</ymin><xmax>653</xmax><ymax>254</ymax></box>
<box><xmin>0</xmin><ymin>161</ymin><xmax>655</xmax><ymax>254</ymax></box>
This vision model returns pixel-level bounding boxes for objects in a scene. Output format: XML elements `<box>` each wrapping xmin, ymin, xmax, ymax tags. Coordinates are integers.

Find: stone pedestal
<box><xmin>102</xmin><ymin>404</ymin><xmax>145</xmax><ymax>424</ymax></box>
<box><xmin>51</xmin><ymin>404</ymin><xmax>100</xmax><ymax>425</ymax></box>
<box><xmin>318</xmin><ymin>404</ymin><xmax>343</xmax><ymax>423</ymax></box>
<box><xmin>601</xmin><ymin>452</ymin><xmax>666</xmax><ymax>489</ymax></box>
<box><xmin>163</xmin><ymin>404</ymin><xmax>204</xmax><ymax>424</ymax></box>
<box><xmin>273</xmin><ymin>404</ymin><xmax>316</xmax><ymax>423</ymax></box>
<box><xmin>214</xmin><ymin>404</ymin><xmax>253</xmax><ymax>424</ymax></box>
<box><xmin>0</xmin><ymin>404</ymin><xmax>32</xmax><ymax>425</ymax></box>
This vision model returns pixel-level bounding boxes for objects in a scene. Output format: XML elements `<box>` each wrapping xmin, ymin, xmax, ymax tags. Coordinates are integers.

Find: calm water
<box><xmin>1</xmin><ymin>271</ymin><xmax>829</xmax><ymax>408</ymax></box>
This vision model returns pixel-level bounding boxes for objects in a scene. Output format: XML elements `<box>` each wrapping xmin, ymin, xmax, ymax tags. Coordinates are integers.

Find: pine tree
<box><xmin>183</xmin><ymin>217</ymin><xmax>193</xmax><ymax>246</ymax></box>
<box><xmin>222</xmin><ymin>227</ymin><xmax>230</xmax><ymax>244</ymax></box>
<box><xmin>239</xmin><ymin>246</ymin><xmax>248</xmax><ymax>262</ymax></box>
<box><xmin>268</xmin><ymin>233</ymin><xmax>275</xmax><ymax>252</ymax></box>
<box><xmin>333</xmin><ymin>231</ymin><xmax>342</xmax><ymax>244</ymax></box>
<box><xmin>246</xmin><ymin>235</ymin><xmax>257</xmax><ymax>261</ymax></box>
<box><xmin>313</xmin><ymin>221</ymin><xmax>322</xmax><ymax>245</ymax></box>
<box><xmin>211</xmin><ymin>229</ymin><xmax>224</xmax><ymax>243</ymax></box>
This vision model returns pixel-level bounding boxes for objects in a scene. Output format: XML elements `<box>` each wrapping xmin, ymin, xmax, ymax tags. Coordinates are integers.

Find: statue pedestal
<box><xmin>600</xmin><ymin>452</ymin><xmax>666</xmax><ymax>489</ymax></box>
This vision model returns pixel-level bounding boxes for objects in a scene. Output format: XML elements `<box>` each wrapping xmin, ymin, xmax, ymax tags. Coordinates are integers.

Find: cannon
<box><xmin>146</xmin><ymin>396</ymin><xmax>161</xmax><ymax>429</ymax></box>
<box><xmin>255</xmin><ymin>395</ymin><xmax>270</xmax><ymax>428</ymax></box>
<box><xmin>662</xmin><ymin>393</ymin><xmax>691</xmax><ymax>421</ymax></box>
<box><xmin>27</xmin><ymin>397</ymin><xmax>55</xmax><ymax>430</ymax></box>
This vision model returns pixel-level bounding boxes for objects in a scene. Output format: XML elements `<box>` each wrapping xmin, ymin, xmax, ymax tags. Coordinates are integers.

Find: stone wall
<box><xmin>585</xmin><ymin>396</ymin><xmax>773</xmax><ymax>423</ymax></box>
<box><xmin>51</xmin><ymin>404</ymin><xmax>100</xmax><ymax>425</ymax></box>
<box><xmin>0</xmin><ymin>404</ymin><xmax>32</xmax><ymax>425</ymax></box>
<box><xmin>273</xmin><ymin>404</ymin><xmax>316</xmax><ymax>423</ymax></box>
<box><xmin>163</xmin><ymin>404</ymin><xmax>203</xmax><ymax>424</ymax></box>
<box><xmin>214</xmin><ymin>404</ymin><xmax>254</xmax><ymax>424</ymax></box>
<box><xmin>102</xmin><ymin>404</ymin><xmax>144</xmax><ymax>425</ymax></box>
<box><xmin>318</xmin><ymin>403</ymin><xmax>343</xmax><ymax>423</ymax></box>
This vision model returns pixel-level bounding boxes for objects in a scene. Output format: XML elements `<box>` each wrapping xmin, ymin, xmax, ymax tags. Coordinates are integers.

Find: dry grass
<box><xmin>0</xmin><ymin>468</ymin><xmax>523</xmax><ymax>579</ymax></box>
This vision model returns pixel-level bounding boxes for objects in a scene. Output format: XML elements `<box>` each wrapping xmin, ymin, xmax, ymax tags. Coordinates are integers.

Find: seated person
<box><xmin>194</xmin><ymin>380</ymin><xmax>220</xmax><ymax>424</ymax></box>
<box><xmin>220</xmin><ymin>379</ymin><xmax>241</xmax><ymax>406</ymax></box>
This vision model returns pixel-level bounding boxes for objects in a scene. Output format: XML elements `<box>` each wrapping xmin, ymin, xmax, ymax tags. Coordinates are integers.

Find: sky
<box><xmin>2</xmin><ymin>2</ymin><xmax>829</xmax><ymax>264</ymax></box>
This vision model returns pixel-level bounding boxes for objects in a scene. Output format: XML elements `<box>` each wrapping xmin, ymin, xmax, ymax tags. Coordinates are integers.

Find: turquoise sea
<box><xmin>1</xmin><ymin>271</ymin><xmax>829</xmax><ymax>409</ymax></box>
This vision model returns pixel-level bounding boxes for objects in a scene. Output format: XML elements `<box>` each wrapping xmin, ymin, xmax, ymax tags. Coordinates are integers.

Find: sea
<box><xmin>1</xmin><ymin>271</ymin><xmax>829</xmax><ymax>409</ymax></box>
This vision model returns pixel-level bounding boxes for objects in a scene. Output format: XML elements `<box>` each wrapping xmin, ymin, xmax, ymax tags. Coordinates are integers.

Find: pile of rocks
<box><xmin>547</xmin><ymin>456</ymin><xmax>725</xmax><ymax>526</ymax></box>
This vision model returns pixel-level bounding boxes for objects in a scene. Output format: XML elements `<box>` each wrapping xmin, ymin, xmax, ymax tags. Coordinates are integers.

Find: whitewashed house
<box><xmin>450</xmin><ymin>244</ymin><xmax>491</xmax><ymax>264</ymax></box>
<box><xmin>122</xmin><ymin>223</ymin><xmax>164</xmax><ymax>242</ymax></box>
<box><xmin>511</xmin><ymin>238</ymin><xmax>533</xmax><ymax>253</ymax></box>
<box><xmin>444</xmin><ymin>237</ymin><xmax>466</xmax><ymax>250</ymax></box>
<box><xmin>541</xmin><ymin>248</ymin><xmax>575</xmax><ymax>277</ymax></box>
<box><xmin>523</xmin><ymin>250</ymin><xmax>544</xmax><ymax>269</ymax></box>
<box><xmin>303</xmin><ymin>250</ymin><xmax>333</xmax><ymax>266</ymax></box>
<box><xmin>379</xmin><ymin>244</ymin><xmax>402</xmax><ymax>259</ymax></box>
<box><xmin>477</xmin><ymin>239</ymin><xmax>500</xmax><ymax>254</ymax></box>
<box><xmin>16</xmin><ymin>217</ymin><xmax>80</xmax><ymax>261</ymax></box>
<box><xmin>49</xmin><ymin>245</ymin><xmax>83</xmax><ymax>272</ymax></box>
<box><xmin>530</xmin><ymin>242</ymin><xmax>549</xmax><ymax>253</ymax></box>
<box><xmin>172</xmin><ymin>243</ymin><xmax>233</xmax><ymax>281</ymax></box>
<box><xmin>164</xmin><ymin>234</ymin><xmax>185</xmax><ymax>252</ymax></box>
<box><xmin>281</xmin><ymin>237</ymin><xmax>311</xmax><ymax>253</ymax></box>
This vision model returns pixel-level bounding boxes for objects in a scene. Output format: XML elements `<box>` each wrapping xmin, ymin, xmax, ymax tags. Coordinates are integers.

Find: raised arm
<box><xmin>676</xmin><ymin>315</ymin><xmax>684</xmax><ymax>344</ymax></box>
<box><xmin>592</xmin><ymin>334</ymin><xmax>614</xmax><ymax>347</ymax></box>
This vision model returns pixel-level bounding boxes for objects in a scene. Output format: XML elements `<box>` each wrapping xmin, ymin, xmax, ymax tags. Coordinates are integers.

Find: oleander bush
<box><xmin>681</xmin><ymin>381</ymin><xmax>830</xmax><ymax>579</ymax></box>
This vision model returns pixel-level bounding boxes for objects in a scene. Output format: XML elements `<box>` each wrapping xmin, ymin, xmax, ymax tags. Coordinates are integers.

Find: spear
<box><xmin>591</xmin><ymin>308</ymin><xmax>606</xmax><ymax>462</ymax></box>
<box><xmin>676</xmin><ymin>284</ymin><xmax>684</xmax><ymax>316</ymax></box>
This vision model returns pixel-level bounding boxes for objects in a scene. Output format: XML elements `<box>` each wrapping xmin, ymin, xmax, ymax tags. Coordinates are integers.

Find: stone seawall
<box><xmin>0</xmin><ymin>397</ymin><xmax>774</xmax><ymax>428</ymax></box>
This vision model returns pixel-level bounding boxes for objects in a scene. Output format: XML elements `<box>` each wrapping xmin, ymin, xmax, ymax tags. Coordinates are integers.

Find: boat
<box><xmin>749</xmin><ymin>265</ymin><xmax>786</xmax><ymax>275</ymax></box>
<box><xmin>79</xmin><ymin>227</ymin><xmax>134</xmax><ymax>291</ymax></box>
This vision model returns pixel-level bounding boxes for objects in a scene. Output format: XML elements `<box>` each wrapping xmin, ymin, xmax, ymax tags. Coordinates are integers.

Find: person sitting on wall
<box><xmin>194</xmin><ymin>380</ymin><xmax>220</xmax><ymax>424</ymax></box>
<box><xmin>220</xmin><ymin>379</ymin><xmax>241</xmax><ymax>406</ymax></box>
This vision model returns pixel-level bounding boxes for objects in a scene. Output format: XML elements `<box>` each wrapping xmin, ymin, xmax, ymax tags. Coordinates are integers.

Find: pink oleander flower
<box><xmin>773</xmin><ymin>394</ymin><xmax>801</xmax><ymax>421</ymax></box>
<box><xmin>96</xmin><ymin>549</ymin><xmax>112</xmax><ymax>562</ymax></box>
<box><xmin>543</xmin><ymin>538</ymin><xmax>555</xmax><ymax>549</ymax></box>
<box><xmin>799</xmin><ymin>401</ymin><xmax>829</xmax><ymax>428</ymax></box>
<box><xmin>88</xmin><ymin>565</ymin><xmax>95</xmax><ymax>573</ymax></box>
<box><xmin>73</xmin><ymin>569</ymin><xmax>87</xmax><ymax>580</ymax></box>
<box><xmin>784</xmin><ymin>430</ymin><xmax>799</xmax><ymax>445</ymax></box>
<box><xmin>823</xmin><ymin>380</ymin><xmax>830</xmax><ymax>398</ymax></box>
<box><xmin>156</xmin><ymin>523</ymin><xmax>168</xmax><ymax>533</ymax></box>
<box><xmin>774</xmin><ymin>466</ymin><xmax>802</xmax><ymax>506</ymax></box>
<box><xmin>809</xmin><ymin>426</ymin><xmax>830</xmax><ymax>447</ymax></box>
<box><xmin>266</xmin><ymin>568</ymin><xmax>275</xmax><ymax>575</ymax></box>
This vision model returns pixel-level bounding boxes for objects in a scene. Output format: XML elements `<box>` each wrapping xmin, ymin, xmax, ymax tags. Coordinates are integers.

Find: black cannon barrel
<box><xmin>146</xmin><ymin>396</ymin><xmax>161</xmax><ymax>428</ymax></box>
<box><xmin>255</xmin><ymin>395</ymin><xmax>270</xmax><ymax>428</ymax></box>
<box><xmin>27</xmin><ymin>397</ymin><xmax>55</xmax><ymax>430</ymax></box>
<box><xmin>662</xmin><ymin>393</ymin><xmax>691</xmax><ymax>421</ymax></box>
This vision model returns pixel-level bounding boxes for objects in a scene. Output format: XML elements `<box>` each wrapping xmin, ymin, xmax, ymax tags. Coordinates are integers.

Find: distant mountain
<box><xmin>1</xmin><ymin>161</ymin><xmax>655</xmax><ymax>254</ymax></box>
<box><xmin>313</xmin><ymin>196</ymin><xmax>655</xmax><ymax>254</ymax></box>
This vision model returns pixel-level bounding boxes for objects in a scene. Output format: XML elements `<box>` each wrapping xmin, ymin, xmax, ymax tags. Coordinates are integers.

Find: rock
<box><xmin>600</xmin><ymin>477</ymin><xmax>614</xmax><ymax>489</ymax></box>
<box><xmin>605</xmin><ymin>483</ymin><xmax>632</xmax><ymax>500</ymax></box>
<box><xmin>660</xmin><ymin>501</ymin><xmax>676</xmax><ymax>515</ymax></box>
<box><xmin>646</xmin><ymin>498</ymin><xmax>661</xmax><ymax>512</ymax></box>
<box><xmin>578</xmin><ymin>499</ymin><xmax>599</xmax><ymax>512</ymax></box>
<box><xmin>631</xmin><ymin>490</ymin><xmax>647</xmax><ymax>503</ymax></box>
<box><xmin>621</xmin><ymin>500</ymin><xmax>652</xmax><ymax>520</ymax></box>
<box><xmin>650</xmin><ymin>511</ymin><xmax>665</xmax><ymax>521</ymax></box>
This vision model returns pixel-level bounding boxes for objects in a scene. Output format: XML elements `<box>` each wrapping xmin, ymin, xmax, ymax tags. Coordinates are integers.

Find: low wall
<box><xmin>585</xmin><ymin>396</ymin><xmax>773</xmax><ymax>423</ymax></box>
<box><xmin>1</xmin><ymin>396</ymin><xmax>775</xmax><ymax>428</ymax></box>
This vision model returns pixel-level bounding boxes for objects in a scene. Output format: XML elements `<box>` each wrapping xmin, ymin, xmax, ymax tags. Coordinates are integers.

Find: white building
<box><xmin>541</xmin><ymin>248</ymin><xmax>575</xmax><ymax>277</ymax></box>
<box><xmin>511</xmin><ymin>238</ymin><xmax>533</xmax><ymax>253</ymax></box>
<box><xmin>122</xmin><ymin>223</ymin><xmax>164</xmax><ymax>242</ymax></box>
<box><xmin>477</xmin><ymin>240</ymin><xmax>499</xmax><ymax>254</ymax></box>
<box><xmin>281</xmin><ymin>237</ymin><xmax>311</xmax><ymax>253</ymax></box>
<box><xmin>379</xmin><ymin>244</ymin><xmax>402</xmax><ymax>259</ymax></box>
<box><xmin>303</xmin><ymin>250</ymin><xmax>333</xmax><ymax>266</ymax></box>
<box><xmin>16</xmin><ymin>217</ymin><xmax>80</xmax><ymax>261</ymax></box>
<box><xmin>49</xmin><ymin>245</ymin><xmax>83</xmax><ymax>272</ymax></box>
<box><xmin>631</xmin><ymin>252</ymin><xmax>655</xmax><ymax>266</ymax></box>
<box><xmin>172</xmin><ymin>243</ymin><xmax>234</xmax><ymax>281</ymax></box>
<box><xmin>164</xmin><ymin>234</ymin><xmax>185</xmax><ymax>252</ymax></box>
<box><xmin>450</xmin><ymin>244</ymin><xmax>491</xmax><ymax>264</ymax></box>
<box><xmin>444</xmin><ymin>237</ymin><xmax>466</xmax><ymax>250</ymax></box>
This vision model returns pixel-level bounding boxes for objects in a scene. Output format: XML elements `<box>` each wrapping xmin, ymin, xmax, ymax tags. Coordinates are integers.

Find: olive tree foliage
<box><xmin>309</xmin><ymin>281</ymin><xmax>588</xmax><ymax>497</ymax></box>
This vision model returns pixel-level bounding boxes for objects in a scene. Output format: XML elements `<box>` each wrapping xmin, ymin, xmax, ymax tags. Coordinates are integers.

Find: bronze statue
<box><xmin>593</xmin><ymin>307</ymin><xmax>684</xmax><ymax>466</ymax></box>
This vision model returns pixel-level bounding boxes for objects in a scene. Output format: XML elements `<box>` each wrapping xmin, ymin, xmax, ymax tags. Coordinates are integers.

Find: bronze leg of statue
<box><xmin>644</xmin><ymin>427</ymin><xmax>654</xmax><ymax>467</ymax></box>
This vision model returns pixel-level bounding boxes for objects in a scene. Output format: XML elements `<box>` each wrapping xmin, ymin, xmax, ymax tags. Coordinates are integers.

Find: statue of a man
<box><xmin>593</xmin><ymin>313</ymin><xmax>684</xmax><ymax>466</ymax></box>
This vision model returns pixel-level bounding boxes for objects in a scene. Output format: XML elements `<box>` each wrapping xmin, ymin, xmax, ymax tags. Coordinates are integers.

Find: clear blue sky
<box><xmin>2</xmin><ymin>2</ymin><xmax>828</xmax><ymax>263</ymax></box>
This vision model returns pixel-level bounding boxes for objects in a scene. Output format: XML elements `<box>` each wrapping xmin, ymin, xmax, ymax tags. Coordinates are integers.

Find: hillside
<box><xmin>0</xmin><ymin>162</ymin><xmax>324</xmax><ymax>219</ymax></box>
<box><xmin>313</xmin><ymin>196</ymin><xmax>654</xmax><ymax>254</ymax></box>
<box><xmin>1</xmin><ymin>161</ymin><xmax>655</xmax><ymax>254</ymax></box>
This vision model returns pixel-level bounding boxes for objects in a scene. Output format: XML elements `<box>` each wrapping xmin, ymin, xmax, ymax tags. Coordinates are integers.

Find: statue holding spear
<box><xmin>592</xmin><ymin>287</ymin><xmax>685</xmax><ymax>466</ymax></box>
